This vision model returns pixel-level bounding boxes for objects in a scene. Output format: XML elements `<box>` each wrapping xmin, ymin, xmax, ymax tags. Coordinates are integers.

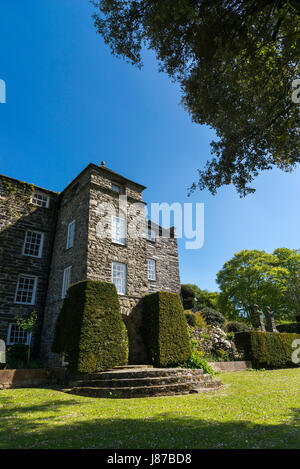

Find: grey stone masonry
<box><xmin>0</xmin><ymin>175</ymin><xmax>58</xmax><ymax>353</ymax></box>
<box><xmin>0</xmin><ymin>164</ymin><xmax>181</xmax><ymax>366</ymax></box>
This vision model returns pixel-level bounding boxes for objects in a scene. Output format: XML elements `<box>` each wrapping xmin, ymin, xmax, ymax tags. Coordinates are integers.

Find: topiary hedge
<box><xmin>52</xmin><ymin>280</ymin><xmax>128</xmax><ymax>373</ymax></box>
<box><xmin>277</xmin><ymin>323</ymin><xmax>300</xmax><ymax>333</ymax></box>
<box><xmin>143</xmin><ymin>291</ymin><xmax>191</xmax><ymax>367</ymax></box>
<box><xmin>234</xmin><ymin>331</ymin><xmax>300</xmax><ymax>369</ymax></box>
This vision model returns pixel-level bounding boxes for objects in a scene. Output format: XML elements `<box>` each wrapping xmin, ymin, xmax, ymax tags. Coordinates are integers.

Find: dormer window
<box><xmin>31</xmin><ymin>191</ymin><xmax>50</xmax><ymax>208</ymax></box>
<box><xmin>111</xmin><ymin>183</ymin><xmax>121</xmax><ymax>193</ymax></box>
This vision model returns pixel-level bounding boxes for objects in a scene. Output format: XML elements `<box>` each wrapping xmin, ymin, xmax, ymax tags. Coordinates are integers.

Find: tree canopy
<box><xmin>92</xmin><ymin>0</ymin><xmax>300</xmax><ymax>196</ymax></box>
<box><xmin>217</xmin><ymin>248</ymin><xmax>300</xmax><ymax>323</ymax></box>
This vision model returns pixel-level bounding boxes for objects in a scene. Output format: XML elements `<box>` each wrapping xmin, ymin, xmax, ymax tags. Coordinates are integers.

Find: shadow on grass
<box><xmin>0</xmin><ymin>396</ymin><xmax>299</xmax><ymax>449</ymax></box>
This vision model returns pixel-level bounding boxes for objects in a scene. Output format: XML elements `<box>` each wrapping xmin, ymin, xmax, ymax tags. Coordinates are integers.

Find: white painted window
<box><xmin>112</xmin><ymin>262</ymin><xmax>126</xmax><ymax>295</ymax></box>
<box><xmin>147</xmin><ymin>228</ymin><xmax>156</xmax><ymax>242</ymax></box>
<box><xmin>111</xmin><ymin>183</ymin><xmax>121</xmax><ymax>193</ymax></box>
<box><xmin>14</xmin><ymin>276</ymin><xmax>37</xmax><ymax>305</ymax></box>
<box><xmin>62</xmin><ymin>266</ymin><xmax>72</xmax><ymax>299</ymax></box>
<box><xmin>31</xmin><ymin>192</ymin><xmax>50</xmax><ymax>208</ymax></box>
<box><xmin>23</xmin><ymin>231</ymin><xmax>44</xmax><ymax>258</ymax></box>
<box><xmin>66</xmin><ymin>220</ymin><xmax>75</xmax><ymax>249</ymax></box>
<box><xmin>147</xmin><ymin>259</ymin><xmax>156</xmax><ymax>281</ymax></box>
<box><xmin>7</xmin><ymin>324</ymin><xmax>31</xmax><ymax>346</ymax></box>
<box><xmin>112</xmin><ymin>216</ymin><xmax>126</xmax><ymax>245</ymax></box>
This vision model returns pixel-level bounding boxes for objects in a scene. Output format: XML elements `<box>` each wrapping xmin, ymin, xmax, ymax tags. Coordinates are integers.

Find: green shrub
<box><xmin>52</xmin><ymin>280</ymin><xmax>128</xmax><ymax>373</ymax></box>
<box><xmin>185</xmin><ymin>312</ymin><xmax>196</xmax><ymax>327</ymax></box>
<box><xmin>143</xmin><ymin>291</ymin><xmax>191</xmax><ymax>367</ymax></box>
<box><xmin>234</xmin><ymin>331</ymin><xmax>300</xmax><ymax>369</ymax></box>
<box><xmin>226</xmin><ymin>321</ymin><xmax>251</xmax><ymax>333</ymax></box>
<box><xmin>186</xmin><ymin>350</ymin><xmax>215</xmax><ymax>375</ymax></box>
<box><xmin>277</xmin><ymin>323</ymin><xmax>300</xmax><ymax>333</ymax></box>
<box><xmin>201</xmin><ymin>307</ymin><xmax>226</xmax><ymax>327</ymax></box>
<box><xmin>181</xmin><ymin>285</ymin><xmax>195</xmax><ymax>310</ymax></box>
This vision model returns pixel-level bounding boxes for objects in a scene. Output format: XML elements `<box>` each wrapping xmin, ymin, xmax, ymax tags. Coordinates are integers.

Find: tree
<box><xmin>16</xmin><ymin>310</ymin><xmax>37</xmax><ymax>364</ymax></box>
<box><xmin>273</xmin><ymin>248</ymin><xmax>300</xmax><ymax>315</ymax></box>
<box><xmin>181</xmin><ymin>283</ymin><xmax>219</xmax><ymax>309</ymax></box>
<box><xmin>217</xmin><ymin>250</ymin><xmax>289</xmax><ymax>324</ymax></box>
<box><xmin>92</xmin><ymin>1</ymin><xmax>300</xmax><ymax>196</ymax></box>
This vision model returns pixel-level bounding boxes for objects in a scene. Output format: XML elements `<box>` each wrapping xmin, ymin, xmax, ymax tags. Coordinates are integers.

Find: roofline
<box><xmin>0</xmin><ymin>163</ymin><xmax>147</xmax><ymax>198</ymax></box>
<box><xmin>0</xmin><ymin>174</ymin><xmax>59</xmax><ymax>195</ymax></box>
<box><xmin>60</xmin><ymin>163</ymin><xmax>147</xmax><ymax>196</ymax></box>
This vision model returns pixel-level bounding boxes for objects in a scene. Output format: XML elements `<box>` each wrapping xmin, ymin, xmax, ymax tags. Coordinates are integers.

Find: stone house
<box><xmin>0</xmin><ymin>163</ymin><xmax>181</xmax><ymax>365</ymax></box>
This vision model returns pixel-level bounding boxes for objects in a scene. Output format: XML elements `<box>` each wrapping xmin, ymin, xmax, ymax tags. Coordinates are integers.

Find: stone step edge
<box><xmin>68</xmin><ymin>376</ymin><xmax>208</xmax><ymax>387</ymax></box>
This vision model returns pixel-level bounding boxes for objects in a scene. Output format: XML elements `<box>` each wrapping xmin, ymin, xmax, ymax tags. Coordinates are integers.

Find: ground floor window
<box><xmin>7</xmin><ymin>324</ymin><xmax>31</xmax><ymax>346</ymax></box>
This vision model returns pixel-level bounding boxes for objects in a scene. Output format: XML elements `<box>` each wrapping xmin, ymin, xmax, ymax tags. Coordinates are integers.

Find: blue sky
<box><xmin>1</xmin><ymin>0</ymin><xmax>299</xmax><ymax>291</ymax></box>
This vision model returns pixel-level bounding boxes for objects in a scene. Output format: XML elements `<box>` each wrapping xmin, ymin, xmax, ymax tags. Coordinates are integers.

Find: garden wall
<box><xmin>208</xmin><ymin>361</ymin><xmax>252</xmax><ymax>372</ymax></box>
<box><xmin>0</xmin><ymin>368</ymin><xmax>67</xmax><ymax>390</ymax></box>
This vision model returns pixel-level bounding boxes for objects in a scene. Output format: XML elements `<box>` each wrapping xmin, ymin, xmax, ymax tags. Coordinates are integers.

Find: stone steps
<box><xmin>66</xmin><ymin>383</ymin><xmax>192</xmax><ymax>398</ymax></box>
<box><xmin>66</xmin><ymin>367</ymin><xmax>222</xmax><ymax>398</ymax></box>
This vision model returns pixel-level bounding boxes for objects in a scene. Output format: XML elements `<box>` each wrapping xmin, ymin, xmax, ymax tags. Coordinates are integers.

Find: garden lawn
<box><xmin>0</xmin><ymin>368</ymin><xmax>299</xmax><ymax>449</ymax></box>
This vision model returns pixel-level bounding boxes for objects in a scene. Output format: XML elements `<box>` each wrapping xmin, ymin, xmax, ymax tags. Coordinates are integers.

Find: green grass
<box><xmin>0</xmin><ymin>369</ymin><xmax>299</xmax><ymax>449</ymax></box>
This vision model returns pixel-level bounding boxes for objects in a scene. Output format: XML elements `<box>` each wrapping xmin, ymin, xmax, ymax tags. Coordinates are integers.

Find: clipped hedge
<box><xmin>234</xmin><ymin>331</ymin><xmax>300</xmax><ymax>369</ymax></box>
<box><xmin>277</xmin><ymin>323</ymin><xmax>300</xmax><ymax>334</ymax></box>
<box><xmin>143</xmin><ymin>291</ymin><xmax>191</xmax><ymax>367</ymax></box>
<box><xmin>52</xmin><ymin>280</ymin><xmax>128</xmax><ymax>373</ymax></box>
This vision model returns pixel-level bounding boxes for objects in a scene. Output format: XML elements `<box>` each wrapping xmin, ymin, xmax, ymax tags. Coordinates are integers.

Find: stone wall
<box><xmin>40</xmin><ymin>170</ymin><xmax>91</xmax><ymax>365</ymax></box>
<box><xmin>0</xmin><ymin>176</ymin><xmax>58</xmax><ymax>352</ymax></box>
<box><xmin>146</xmin><ymin>223</ymin><xmax>181</xmax><ymax>295</ymax></box>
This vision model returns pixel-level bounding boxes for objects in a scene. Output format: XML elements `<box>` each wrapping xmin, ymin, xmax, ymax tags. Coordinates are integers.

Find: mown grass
<box><xmin>0</xmin><ymin>368</ymin><xmax>299</xmax><ymax>449</ymax></box>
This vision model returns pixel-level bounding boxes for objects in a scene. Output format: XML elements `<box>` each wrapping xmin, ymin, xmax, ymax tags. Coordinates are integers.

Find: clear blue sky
<box><xmin>1</xmin><ymin>0</ymin><xmax>299</xmax><ymax>292</ymax></box>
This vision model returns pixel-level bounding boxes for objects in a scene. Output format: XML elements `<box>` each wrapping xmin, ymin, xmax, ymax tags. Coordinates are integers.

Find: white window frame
<box><xmin>111</xmin><ymin>183</ymin><xmax>121</xmax><ymax>193</ymax></box>
<box><xmin>112</xmin><ymin>216</ymin><xmax>126</xmax><ymax>246</ymax></box>
<box><xmin>31</xmin><ymin>191</ymin><xmax>50</xmax><ymax>208</ymax></box>
<box><xmin>112</xmin><ymin>262</ymin><xmax>127</xmax><ymax>295</ymax></box>
<box><xmin>147</xmin><ymin>259</ymin><xmax>156</xmax><ymax>281</ymax></box>
<box><xmin>66</xmin><ymin>220</ymin><xmax>76</xmax><ymax>249</ymax></box>
<box><xmin>62</xmin><ymin>266</ymin><xmax>72</xmax><ymax>299</ymax></box>
<box><xmin>147</xmin><ymin>228</ymin><xmax>156</xmax><ymax>242</ymax></box>
<box><xmin>14</xmin><ymin>275</ymin><xmax>38</xmax><ymax>305</ymax></box>
<box><xmin>7</xmin><ymin>324</ymin><xmax>31</xmax><ymax>346</ymax></box>
<box><xmin>22</xmin><ymin>230</ymin><xmax>44</xmax><ymax>258</ymax></box>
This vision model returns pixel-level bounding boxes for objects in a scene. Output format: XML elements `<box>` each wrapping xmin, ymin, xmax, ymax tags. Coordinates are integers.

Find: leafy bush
<box><xmin>201</xmin><ymin>307</ymin><xmax>226</xmax><ymax>327</ymax></box>
<box><xmin>186</xmin><ymin>341</ymin><xmax>215</xmax><ymax>374</ymax></box>
<box><xmin>52</xmin><ymin>280</ymin><xmax>128</xmax><ymax>373</ymax></box>
<box><xmin>0</xmin><ymin>344</ymin><xmax>44</xmax><ymax>370</ymax></box>
<box><xmin>181</xmin><ymin>285</ymin><xmax>195</xmax><ymax>310</ymax></box>
<box><xmin>185</xmin><ymin>312</ymin><xmax>196</xmax><ymax>327</ymax></box>
<box><xmin>195</xmin><ymin>312</ymin><xmax>208</xmax><ymax>329</ymax></box>
<box><xmin>185</xmin><ymin>311</ymin><xmax>207</xmax><ymax>329</ymax></box>
<box><xmin>143</xmin><ymin>291</ymin><xmax>191</xmax><ymax>367</ymax></box>
<box><xmin>234</xmin><ymin>331</ymin><xmax>300</xmax><ymax>369</ymax></box>
<box><xmin>226</xmin><ymin>321</ymin><xmax>251</xmax><ymax>333</ymax></box>
<box><xmin>277</xmin><ymin>323</ymin><xmax>300</xmax><ymax>333</ymax></box>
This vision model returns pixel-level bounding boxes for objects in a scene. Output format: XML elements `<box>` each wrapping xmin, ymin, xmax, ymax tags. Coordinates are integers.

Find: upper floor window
<box><xmin>112</xmin><ymin>216</ymin><xmax>126</xmax><ymax>245</ymax></box>
<box><xmin>23</xmin><ymin>231</ymin><xmax>44</xmax><ymax>258</ymax></box>
<box><xmin>62</xmin><ymin>266</ymin><xmax>72</xmax><ymax>299</ymax></box>
<box><xmin>14</xmin><ymin>275</ymin><xmax>37</xmax><ymax>305</ymax></box>
<box><xmin>111</xmin><ymin>183</ymin><xmax>121</xmax><ymax>193</ymax></box>
<box><xmin>66</xmin><ymin>220</ymin><xmax>75</xmax><ymax>249</ymax></box>
<box><xmin>31</xmin><ymin>192</ymin><xmax>50</xmax><ymax>208</ymax></box>
<box><xmin>147</xmin><ymin>259</ymin><xmax>156</xmax><ymax>281</ymax></box>
<box><xmin>112</xmin><ymin>262</ymin><xmax>126</xmax><ymax>295</ymax></box>
<box><xmin>7</xmin><ymin>324</ymin><xmax>31</xmax><ymax>346</ymax></box>
<box><xmin>147</xmin><ymin>228</ymin><xmax>156</xmax><ymax>242</ymax></box>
